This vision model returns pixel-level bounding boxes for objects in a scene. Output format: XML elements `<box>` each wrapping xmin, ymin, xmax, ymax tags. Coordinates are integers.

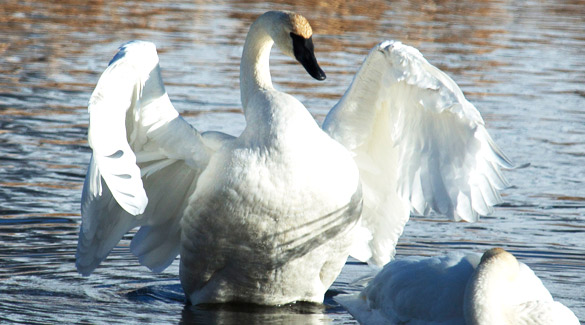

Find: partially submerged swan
<box><xmin>76</xmin><ymin>11</ymin><xmax>513</xmax><ymax>305</ymax></box>
<box><xmin>335</xmin><ymin>248</ymin><xmax>579</xmax><ymax>324</ymax></box>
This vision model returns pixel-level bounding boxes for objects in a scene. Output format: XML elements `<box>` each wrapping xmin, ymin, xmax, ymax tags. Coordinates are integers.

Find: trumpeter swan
<box><xmin>76</xmin><ymin>11</ymin><xmax>513</xmax><ymax>305</ymax></box>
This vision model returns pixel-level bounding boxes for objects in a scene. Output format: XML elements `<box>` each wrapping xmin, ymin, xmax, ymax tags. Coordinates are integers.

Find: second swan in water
<box><xmin>335</xmin><ymin>248</ymin><xmax>579</xmax><ymax>324</ymax></box>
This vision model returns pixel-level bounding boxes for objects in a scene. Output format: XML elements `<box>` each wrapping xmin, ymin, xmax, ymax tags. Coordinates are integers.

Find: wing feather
<box><xmin>323</xmin><ymin>41</ymin><xmax>514</xmax><ymax>265</ymax></box>
<box><xmin>76</xmin><ymin>41</ymin><xmax>233</xmax><ymax>275</ymax></box>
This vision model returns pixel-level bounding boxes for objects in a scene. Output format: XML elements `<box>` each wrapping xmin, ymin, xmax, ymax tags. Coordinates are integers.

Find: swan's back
<box><xmin>335</xmin><ymin>252</ymin><xmax>480</xmax><ymax>324</ymax></box>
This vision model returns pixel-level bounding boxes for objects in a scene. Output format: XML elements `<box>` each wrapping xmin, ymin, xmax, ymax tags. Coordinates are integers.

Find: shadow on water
<box><xmin>182</xmin><ymin>301</ymin><xmax>328</xmax><ymax>325</ymax></box>
<box><xmin>124</xmin><ymin>283</ymin><xmax>348</xmax><ymax>324</ymax></box>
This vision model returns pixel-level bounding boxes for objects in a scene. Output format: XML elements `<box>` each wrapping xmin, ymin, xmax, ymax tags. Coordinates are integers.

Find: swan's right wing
<box><xmin>76</xmin><ymin>41</ymin><xmax>234</xmax><ymax>275</ymax></box>
<box><xmin>323</xmin><ymin>41</ymin><xmax>515</xmax><ymax>266</ymax></box>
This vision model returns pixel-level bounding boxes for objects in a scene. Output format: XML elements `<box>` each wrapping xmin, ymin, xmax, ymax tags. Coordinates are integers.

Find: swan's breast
<box><xmin>181</xmin><ymin>116</ymin><xmax>360</xmax><ymax>250</ymax></box>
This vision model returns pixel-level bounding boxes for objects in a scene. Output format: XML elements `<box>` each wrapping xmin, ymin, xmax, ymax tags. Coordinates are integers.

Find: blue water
<box><xmin>1</xmin><ymin>0</ymin><xmax>584</xmax><ymax>323</ymax></box>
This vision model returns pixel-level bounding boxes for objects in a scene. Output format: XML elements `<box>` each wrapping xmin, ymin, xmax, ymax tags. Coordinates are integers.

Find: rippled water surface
<box><xmin>1</xmin><ymin>0</ymin><xmax>584</xmax><ymax>323</ymax></box>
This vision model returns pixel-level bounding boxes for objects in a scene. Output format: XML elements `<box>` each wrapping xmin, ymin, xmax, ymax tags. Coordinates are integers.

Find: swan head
<box><xmin>267</xmin><ymin>11</ymin><xmax>326</xmax><ymax>81</ymax></box>
<box><xmin>479</xmin><ymin>248</ymin><xmax>517</xmax><ymax>268</ymax></box>
<box><xmin>476</xmin><ymin>247</ymin><xmax>520</xmax><ymax>282</ymax></box>
<box><xmin>463</xmin><ymin>248</ymin><xmax>520</xmax><ymax>324</ymax></box>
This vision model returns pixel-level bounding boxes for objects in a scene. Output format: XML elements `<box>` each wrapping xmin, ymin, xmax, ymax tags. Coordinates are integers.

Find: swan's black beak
<box><xmin>291</xmin><ymin>33</ymin><xmax>326</xmax><ymax>81</ymax></box>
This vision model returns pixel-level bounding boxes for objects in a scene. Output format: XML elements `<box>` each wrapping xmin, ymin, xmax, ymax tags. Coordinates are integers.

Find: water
<box><xmin>1</xmin><ymin>0</ymin><xmax>584</xmax><ymax>323</ymax></box>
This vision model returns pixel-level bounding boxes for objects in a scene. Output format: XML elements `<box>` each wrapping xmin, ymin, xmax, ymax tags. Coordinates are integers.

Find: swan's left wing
<box><xmin>323</xmin><ymin>41</ymin><xmax>514</xmax><ymax>266</ymax></box>
<box><xmin>76</xmin><ymin>41</ymin><xmax>232</xmax><ymax>275</ymax></box>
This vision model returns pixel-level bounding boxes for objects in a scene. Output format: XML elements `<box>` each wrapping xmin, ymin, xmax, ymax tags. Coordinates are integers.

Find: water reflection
<box><xmin>1</xmin><ymin>0</ymin><xmax>584</xmax><ymax>323</ymax></box>
<box><xmin>182</xmin><ymin>301</ymin><xmax>329</xmax><ymax>325</ymax></box>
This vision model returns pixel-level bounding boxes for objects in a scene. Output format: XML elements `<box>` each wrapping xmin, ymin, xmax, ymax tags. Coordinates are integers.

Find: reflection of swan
<box><xmin>181</xmin><ymin>301</ymin><xmax>328</xmax><ymax>325</ymax></box>
<box><xmin>76</xmin><ymin>10</ymin><xmax>512</xmax><ymax>305</ymax></box>
<box><xmin>335</xmin><ymin>248</ymin><xmax>579</xmax><ymax>324</ymax></box>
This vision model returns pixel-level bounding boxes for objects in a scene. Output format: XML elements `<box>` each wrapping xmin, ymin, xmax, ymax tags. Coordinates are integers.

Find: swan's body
<box><xmin>335</xmin><ymin>248</ymin><xmax>579</xmax><ymax>325</ymax></box>
<box><xmin>177</xmin><ymin>11</ymin><xmax>360</xmax><ymax>305</ymax></box>
<box><xmin>76</xmin><ymin>11</ymin><xmax>513</xmax><ymax>305</ymax></box>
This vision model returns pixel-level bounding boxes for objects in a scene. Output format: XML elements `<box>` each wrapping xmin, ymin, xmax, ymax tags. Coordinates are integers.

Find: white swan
<box><xmin>335</xmin><ymin>248</ymin><xmax>579</xmax><ymax>324</ymax></box>
<box><xmin>76</xmin><ymin>10</ymin><xmax>513</xmax><ymax>305</ymax></box>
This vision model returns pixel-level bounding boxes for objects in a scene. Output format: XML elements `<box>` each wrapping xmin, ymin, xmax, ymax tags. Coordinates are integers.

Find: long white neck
<box><xmin>240</xmin><ymin>13</ymin><xmax>281</xmax><ymax>111</ymax></box>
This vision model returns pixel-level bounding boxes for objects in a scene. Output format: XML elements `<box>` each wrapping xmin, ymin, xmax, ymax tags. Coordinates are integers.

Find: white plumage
<box><xmin>335</xmin><ymin>248</ymin><xmax>579</xmax><ymax>324</ymax></box>
<box><xmin>76</xmin><ymin>11</ymin><xmax>513</xmax><ymax>305</ymax></box>
<box><xmin>323</xmin><ymin>41</ymin><xmax>513</xmax><ymax>265</ymax></box>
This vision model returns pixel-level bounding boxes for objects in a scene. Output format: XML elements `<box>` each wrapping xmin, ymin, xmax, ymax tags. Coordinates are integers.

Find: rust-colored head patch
<box><xmin>480</xmin><ymin>247</ymin><xmax>514</xmax><ymax>265</ymax></box>
<box><xmin>289</xmin><ymin>13</ymin><xmax>312</xmax><ymax>39</ymax></box>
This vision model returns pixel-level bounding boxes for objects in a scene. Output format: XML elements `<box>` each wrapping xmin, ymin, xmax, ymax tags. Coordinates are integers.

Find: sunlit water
<box><xmin>1</xmin><ymin>0</ymin><xmax>584</xmax><ymax>323</ymax></box>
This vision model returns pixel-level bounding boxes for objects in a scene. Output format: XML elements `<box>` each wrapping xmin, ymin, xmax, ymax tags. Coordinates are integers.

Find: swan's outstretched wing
<box><xmin>323</xmin><ymin>41</ymin><xmax>514</xmax><ymax>266</ymax></box>
<box><xmin>76</xmin><ymin>41</ymin><xmax>233</xmax><ymax>275</ymax></box>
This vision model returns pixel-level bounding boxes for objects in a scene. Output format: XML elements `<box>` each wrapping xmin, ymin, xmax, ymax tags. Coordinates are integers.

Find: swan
<box><xmin>76</xmin><ymin>10</ymin><xmax>514</xmax><ymax>305</ymax></box>
<box><xmin>335</xmin><ymin>248</ymin><xmax>579</xmax><ymax>324</ymax></box>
